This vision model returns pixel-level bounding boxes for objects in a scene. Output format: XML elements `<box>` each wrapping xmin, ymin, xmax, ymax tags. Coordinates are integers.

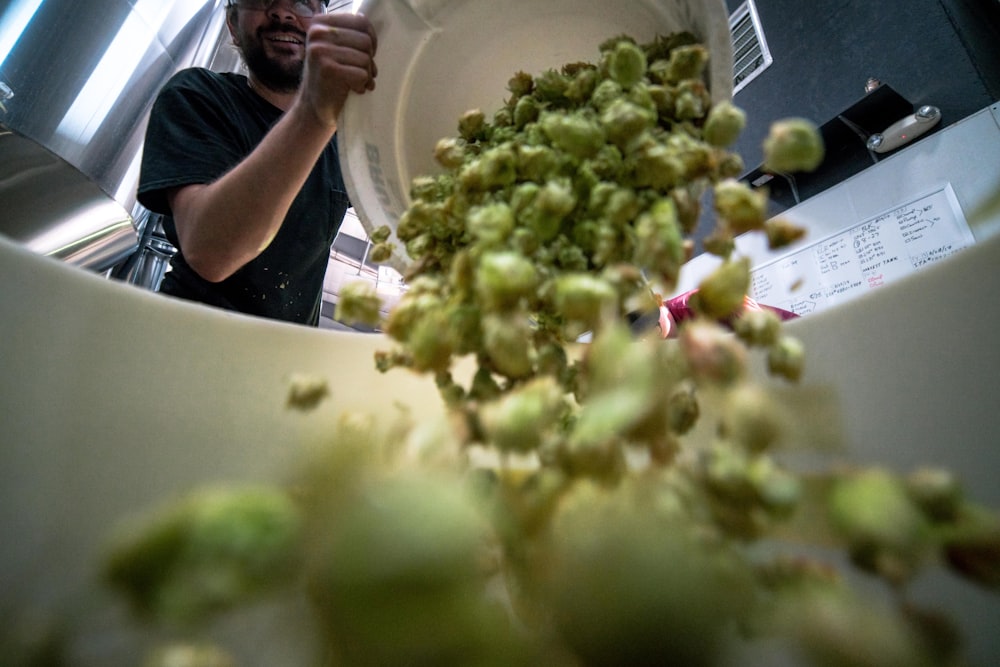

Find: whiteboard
<box><xmin>749</xmin><ymin>184</ymin><xmax>975</xmax><ymax>315</ymax></box>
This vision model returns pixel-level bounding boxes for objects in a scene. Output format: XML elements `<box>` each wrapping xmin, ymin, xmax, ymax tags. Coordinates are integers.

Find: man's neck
<box><xmin>247</xmin><ymin>75</ymin><xmax>296</xmax><ymax>112</ymax></box>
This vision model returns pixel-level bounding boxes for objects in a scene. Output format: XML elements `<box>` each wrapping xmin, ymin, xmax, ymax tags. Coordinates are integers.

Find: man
<box><xmin>137</xmin><ymin>0</ymin><xmax>378</xmax><ymax>325</ymax></box>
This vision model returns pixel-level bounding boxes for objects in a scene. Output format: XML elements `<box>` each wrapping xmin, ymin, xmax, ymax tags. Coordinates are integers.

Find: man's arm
<box><xmin>168</xmin><ymin>12</ymin><xmax>377</xmax><ymax>283</ymax></box>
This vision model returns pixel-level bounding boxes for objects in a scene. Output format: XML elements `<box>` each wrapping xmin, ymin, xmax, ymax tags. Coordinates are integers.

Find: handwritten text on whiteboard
<box><xmin>750</xmin><ymin>184</ymin><xmax>975</xmax><ymax>315</ymax></box>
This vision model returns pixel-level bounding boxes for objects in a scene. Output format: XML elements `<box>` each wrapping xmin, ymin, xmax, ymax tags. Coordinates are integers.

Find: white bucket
<box><xmin>337</xmin><ymin>0</ymin><xmax>734</xmax><ymax>272</ymax></box>
<box><xmin>2</xmin><ymin>232</ymin><xmax>999</xmax><ymax>664</ymax></box>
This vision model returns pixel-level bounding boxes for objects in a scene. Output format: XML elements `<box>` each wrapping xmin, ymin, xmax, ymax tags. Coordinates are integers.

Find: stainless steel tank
<box><xmin>0</xmin><ymin>0</ymin><xmax>234</xmax><ymax>271</ymax></box>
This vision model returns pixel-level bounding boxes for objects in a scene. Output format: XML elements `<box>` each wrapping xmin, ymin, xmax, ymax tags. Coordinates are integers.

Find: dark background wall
<box><xmin>724</xmin><ymin>0</ymin><xmax>1000</xmax><ymax>181</ymax></box>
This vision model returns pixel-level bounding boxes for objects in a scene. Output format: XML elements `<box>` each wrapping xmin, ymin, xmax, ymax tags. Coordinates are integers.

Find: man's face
<box><xmin>228</xmin><ymin>5</ymin><xmax>309</xmax><ymax>93</ymax></box>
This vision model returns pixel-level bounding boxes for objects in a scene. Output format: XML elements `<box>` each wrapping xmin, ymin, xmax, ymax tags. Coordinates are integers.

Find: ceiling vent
<box><xmin>730</xmin><ymin>0</ymin><xmax>773</xmax><ymax>94</ymax></box>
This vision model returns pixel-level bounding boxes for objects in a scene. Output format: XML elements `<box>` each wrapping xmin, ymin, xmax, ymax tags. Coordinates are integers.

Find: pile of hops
<box><xmin>365</xmin><ymin>34</ymin><xmax>815</xmax><ymax>465</ymax></box>
<box><xmin>103</xmin><ymin>35</ymin><xmax>999</xmax><ymax>667</ymax></box>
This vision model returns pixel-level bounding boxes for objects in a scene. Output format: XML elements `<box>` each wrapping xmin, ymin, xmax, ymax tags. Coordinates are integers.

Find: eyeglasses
<box><xmin>230</xmin><ymin>0</ymin><xmax>328</xmax><ymax>18</ymax></box>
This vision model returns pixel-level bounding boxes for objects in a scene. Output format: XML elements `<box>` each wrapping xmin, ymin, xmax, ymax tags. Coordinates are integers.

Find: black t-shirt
<box><xmin>137</xmin><ymin>68</ymin><xmax>350</xmax><ymax>326</ymax></box>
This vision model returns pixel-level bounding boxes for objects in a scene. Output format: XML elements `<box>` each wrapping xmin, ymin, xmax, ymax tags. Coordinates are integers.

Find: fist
<box><xmin>302</xmin><ymin>12</ymin><xmax>378</xmax><ymax>124</ymax></box>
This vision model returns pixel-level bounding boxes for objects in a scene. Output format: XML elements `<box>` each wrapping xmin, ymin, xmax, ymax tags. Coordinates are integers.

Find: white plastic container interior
<box><xmin>2</xmin><ymin>231</ymin><xmax>999</xmax><ymax>664</ymax></box>
<box><xmin>338</xmin><ymin>0</ymin><xmax>734</xmax><ymax>271</ymax></box>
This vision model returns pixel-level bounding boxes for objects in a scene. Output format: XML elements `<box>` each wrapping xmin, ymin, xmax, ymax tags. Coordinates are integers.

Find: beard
<box><xmin>238</xmin><ymin>21</ymin><xmax>306</xmax><ymax>93</ymax></box>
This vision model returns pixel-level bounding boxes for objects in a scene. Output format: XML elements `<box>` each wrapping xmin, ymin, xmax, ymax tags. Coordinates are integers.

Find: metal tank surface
<box><xmin>0</xmin><ymin>0</ymin><xmax>233</xmax><ymax>271</ymax></box>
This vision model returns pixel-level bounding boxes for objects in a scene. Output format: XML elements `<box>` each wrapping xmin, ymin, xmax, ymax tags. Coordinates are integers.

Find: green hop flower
<box><xmin>763</xmin><ymin>118</ymin><xmax>825</xmax><ymax>173</ymax></box>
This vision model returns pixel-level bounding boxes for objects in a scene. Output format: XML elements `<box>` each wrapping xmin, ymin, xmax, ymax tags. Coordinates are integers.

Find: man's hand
<box><xmin>299</xmin><ymin>12</ymin><xmax>378</xmax><ymax>127</ymax></box>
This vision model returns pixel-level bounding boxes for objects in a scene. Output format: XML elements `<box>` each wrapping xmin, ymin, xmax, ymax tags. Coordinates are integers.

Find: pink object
<box><xmin>654</xmin><ymin>290</ymin><xmax>798</xmax><ymax>339</ymax></box>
